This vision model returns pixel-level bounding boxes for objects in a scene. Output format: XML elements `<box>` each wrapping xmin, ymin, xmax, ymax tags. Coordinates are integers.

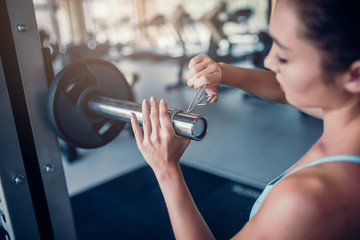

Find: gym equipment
<box><xmin>186</xmin><ymin>85</ymin><xmax>215</xmax><ymax>113</ymax></box>
<box><xmin>47</xmin><ymin>58</ymin><xmax>208</xmax><ymax>148</ymax></box>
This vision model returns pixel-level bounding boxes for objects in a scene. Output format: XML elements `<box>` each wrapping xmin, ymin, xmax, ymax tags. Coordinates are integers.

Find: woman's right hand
<box><xmin>131</xmin><ymin>97</ymin><xmax>191</xmax><ymax>176</ymax></box>
<box><xmin>186</xmin><ymin>54</ymin><xmax>222</xmax><ymax>103</ymax></box>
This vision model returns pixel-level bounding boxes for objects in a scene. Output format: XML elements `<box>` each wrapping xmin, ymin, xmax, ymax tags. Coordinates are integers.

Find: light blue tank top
<box><xmin>249</xmin><ymin>154</ymin><xmax>360</xmax><ymax>220</ymax></box>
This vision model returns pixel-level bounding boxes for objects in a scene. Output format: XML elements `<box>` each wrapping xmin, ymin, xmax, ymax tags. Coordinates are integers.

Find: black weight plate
<box><xmin>48</xmin><ymin>58</ymin><xmax>134</xmax><ymax>148</ymax></box>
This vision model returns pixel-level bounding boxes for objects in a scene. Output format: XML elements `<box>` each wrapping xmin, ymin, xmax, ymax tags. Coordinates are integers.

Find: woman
<box><xmin>130</xmin><ymin>0</ymin><xmax>360</xmax><ymax>239</ymax></box>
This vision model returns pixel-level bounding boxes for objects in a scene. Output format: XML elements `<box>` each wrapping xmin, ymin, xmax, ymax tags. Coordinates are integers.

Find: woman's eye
<box><xmin>277</xmin><ymin>56</ymin><xmax>288</xmax><ymax>64</ymax></box>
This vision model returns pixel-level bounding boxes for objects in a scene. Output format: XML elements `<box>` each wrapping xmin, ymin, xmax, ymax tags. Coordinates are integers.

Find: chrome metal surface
<box><xmin>88</xmin><ymin>96</ymin><xmax>208</xmax><ymax>141</ymax></box>
<box><xmin>186</xmin><ymin>85</ymin><xmax>215</xmax><ymax>113</ymax></box>
<box><xmin>16</xmin><ymin>24</ymin><xmax>28</xmax><ymax>32</ymax></box>
<box><xmin>13</xmin><ymin>175</ymin><xmax>25</xmax><ymax>185</ymax></box>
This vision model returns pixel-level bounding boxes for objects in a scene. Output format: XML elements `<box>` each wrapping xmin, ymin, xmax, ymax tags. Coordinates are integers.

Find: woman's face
<box><xmin>264</xmin><ymin>1</ymin><xmax>346</xmax><ymax>110</ymax></box>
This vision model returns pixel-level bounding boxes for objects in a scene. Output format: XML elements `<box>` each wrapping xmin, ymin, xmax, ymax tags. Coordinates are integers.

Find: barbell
<box><xmin>47</xmin><ymin>58</ymin><xmax>208</xmax><ymax>149</ymax></box>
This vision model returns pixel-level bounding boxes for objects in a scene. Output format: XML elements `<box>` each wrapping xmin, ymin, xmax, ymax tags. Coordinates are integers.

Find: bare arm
<box><xmin>217</xmin><ymin>61</ymin><xmax>287</xmax><ymax>103</ymax></box>
<box><xmin>186</xmin><ymin>54</ymin><xmax>323</xmax><ymax>119</ymax></box>
<box><xmin>131</xmin><ymin>97</ymin><xmax>214</xmax><ymax>240</ymax></box>
<box><xmin>186</xmin><ymin>54</ymin><xmax>286</xmax><ymax>104</ymax></box>
<box><xmin>156</xmin><ymin>166</ymin><xmax>215</xmax><ymax>240</ymax></box>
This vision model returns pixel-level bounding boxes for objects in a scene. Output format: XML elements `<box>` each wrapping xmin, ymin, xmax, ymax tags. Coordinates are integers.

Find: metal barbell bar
<box><xmin>87</xmin><ymin>96</ymin><xmax>208</xmax><ymax>141</ymax></box>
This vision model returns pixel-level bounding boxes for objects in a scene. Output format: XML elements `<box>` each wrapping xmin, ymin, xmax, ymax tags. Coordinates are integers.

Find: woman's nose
<box><xmin>264</xmin><ymin>45</ymin><xmax>279</xmax><ymax>73</ymax></box>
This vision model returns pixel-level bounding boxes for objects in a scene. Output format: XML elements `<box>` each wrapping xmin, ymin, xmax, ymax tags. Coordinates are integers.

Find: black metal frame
<box><xmin>0</xmin><ymin>0</ymin><xmax>77</xmax><ymax>239</ymax></box>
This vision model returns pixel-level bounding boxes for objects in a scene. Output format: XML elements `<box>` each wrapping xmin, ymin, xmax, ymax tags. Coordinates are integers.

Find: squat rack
<box><xmin>0</xmin><ymin>0</ymin><xmax>77</xmax><ymax>239</ymax></box>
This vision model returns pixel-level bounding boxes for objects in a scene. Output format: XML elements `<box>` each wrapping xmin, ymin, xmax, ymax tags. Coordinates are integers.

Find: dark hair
<box><xmin>290</xmin><ymin>0</ymin><xmax>360</xmax><ymax>73</ymax></box>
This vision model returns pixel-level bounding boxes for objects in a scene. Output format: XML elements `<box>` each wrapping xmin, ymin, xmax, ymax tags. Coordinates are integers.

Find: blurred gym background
<box><xmin>2</xmin><ymin>0</ymin><xmax>322</xmax><ymax>239</ymax></box>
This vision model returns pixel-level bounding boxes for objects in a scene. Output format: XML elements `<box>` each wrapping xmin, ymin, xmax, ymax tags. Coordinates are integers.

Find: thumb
<box><xmin>205</xmin><ymin>86</ymin><xmax>218</xmax><ymax>103</ymax></box>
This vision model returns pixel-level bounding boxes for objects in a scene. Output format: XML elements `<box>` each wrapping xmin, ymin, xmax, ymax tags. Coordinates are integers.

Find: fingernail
<box><xmin>142</xmin><ymin>99</ymin><xmax>146</xmax><ymax>105</ymax></box>
<box><xmin>150</xmin><ymin>96</ymin><xmax>154</xmax><ymax>102</ymax></box>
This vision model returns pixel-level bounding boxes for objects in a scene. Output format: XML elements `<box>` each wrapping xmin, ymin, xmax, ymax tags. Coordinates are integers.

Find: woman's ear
<box><xmin>344</xmin><ymin>60</ymin><xmax>360</xmax><ymax>93</ymax></box>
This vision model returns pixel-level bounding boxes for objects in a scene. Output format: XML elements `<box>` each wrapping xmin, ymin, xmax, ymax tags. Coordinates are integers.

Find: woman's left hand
<box><xmin>131</xmin><ymin>97</ymin><xmax>191</xmax><ymax>175</ymax></box>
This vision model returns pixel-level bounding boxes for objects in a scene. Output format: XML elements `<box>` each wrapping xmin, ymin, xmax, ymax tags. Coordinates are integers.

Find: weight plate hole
<box><xmin>63</xmin><ymin>71</ymin><xmax>97</xmax><ymax>105</ymax></box>
<box><xmin>98</xmin><ymin>120</ymin><xmax>115</xmax><ymax>135</ymax></box>
<box><xmin>65</xmin><ymin>82</ymin><xmax>76</xmax><ymax>93</ymax></box>
<box><xmin>93</xmin><ymin>119</ymin><xmax>116</xmax><ymax>136</ymax></box>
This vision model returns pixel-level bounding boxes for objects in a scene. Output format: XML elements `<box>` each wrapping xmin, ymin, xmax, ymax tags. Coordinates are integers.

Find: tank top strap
<box><xmin>286</xmin><ymin>154</ymin><xmax>360</xmax><ymax>177</ymax></box>
<box><xmin>268</xmin><ymin>154</ymin><xmax>360</xmax><ymax>186</ymax></box>
<box><xmin>250</xmin><ymin>154</ymin><xmax>360</xmax><ymax>220</ymax></box>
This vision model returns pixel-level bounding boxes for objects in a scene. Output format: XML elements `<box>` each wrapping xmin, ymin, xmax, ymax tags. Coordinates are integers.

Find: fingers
<box><xmin>187</xmin><ymin>69</ymin><xmax>207</xmax><ymax>88</ymax></box>
<box><xmin>133</xmin><ymin>97</ymin><xmax>164</xmax><ymax>144</ymax></box>
<box><xmin>159</xmin><ymin>99</ymin><xmax>173</xmax><ymax>133</ymax></box>
<box><xmin>149</xmin><ymin>96</ymin><xmax>160</xmax><ymax>135</ymax></box>
<box><xmin>186</xmin><ymin>55</ymin><xmax>221</xmax><ymax>99</ymax></box>
<box><xmin>131</xmin><ymin>98</ymin><xmax>191</xmax><ymax>172</ymax></box>
<box><xmin>191</xmin><ymin>71</ymin><xmax>217</xmax><ymax>89</ymax></box>
<box><xmin>204</xmin><ymin>85</ymin><xmax>219</xmax><ymax>103</ymax></box>
<box><xmin>142</xmin><ymin>99</ymin><xmax>151</xmax><ymax>138</ymax></box>
<box><xmin>187</xmin><ymin>54</ymin><xmax>208</xmax><ymax>83</ymax></box>
<box><xmin>187</xmin><ymin>55</ymin><xmax>211</xmax><ymax>87</ymax></box>
<box><xmin>209</xmin><ymin>94</ymin><xmax>218</xmax><ymax>103</ymax></box>
<box><xmin>186</xmin><ymin>59</ymin><xmax>208</xmax><ymax>84</ymax></box>
<box><xmin>130</xmin><ymin>112</ymin><xmax>144</xmax><ymax>145</ymax></box>
<box><xmin>188</xmin><ymin>53</ymin><xmax>207</xmax><ymax>69</ymax></box>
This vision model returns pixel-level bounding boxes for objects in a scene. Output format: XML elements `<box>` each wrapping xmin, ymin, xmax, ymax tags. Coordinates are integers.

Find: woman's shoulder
<box><xmin>281</xmin><ymin>154</ymin><xmax>360</xmax><ymax>197</ymax></box>
<box><xmin>275</xmin><ymin>161</ymin><xmax>360</xmax><ymax>210</ymax></box>
<box><xmin>264</xmin><ymin>167</ymin><xmax>333</xmax><ymax>221</ymax></box>
<box><xmin>242</xmin><ymin>162</ymin><xmax>360</xmax><ymax>239</ymax></box>
<box><xmin>267</xmin><ymin>163</ymin><xmax>360</xmax><ymax>237</ymax></box>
